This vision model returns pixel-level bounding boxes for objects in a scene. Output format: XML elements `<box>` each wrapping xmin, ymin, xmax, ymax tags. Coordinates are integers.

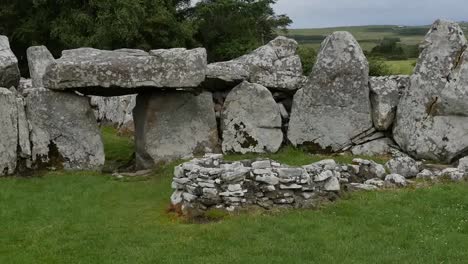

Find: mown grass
<box><xmin>386</xmin><ymin>59</ymin><xmax>417</xmax><ymax>75</ymax></box>
<box><xmin>1</xmin><ymin>129</ymin><xmax>468</xmax><ymax>263</ymax></box>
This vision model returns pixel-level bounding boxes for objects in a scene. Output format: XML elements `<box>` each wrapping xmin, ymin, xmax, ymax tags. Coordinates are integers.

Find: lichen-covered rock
<box><xmin>385</xmin><ymin>156</ymin><xmax>421</xmax><ymax>178</ymax></box>
<box><xmin>16</xmin><ymin>97</ymin><xmax>31</xmax><ymax>160</ymax></box>
<box><xmin>393</xmin><ymin>20</ymin><xmax>468</xmax><ymax>163</ymax></box>
<box><xmin>43</xmin><ymin>48</ymin><xmax>207</xmax><ymax>95</ymax></box>
<box><xmin>134</xmin><ymin>91</ymin><xmax>219</xmax><ymax>169</ymax></box>
<box><xmin>351</xmin><ymin>138</ymin><xmax>396</xmax><ymax>156</ymax></box>
<box><xmin>352</xmin><ymin>158</ymin><xmax>386</xmax><ymax>180</ymax></box>
<box><xmin>370</xmin><ymin>75</ymin><xmax>409</xmax><ymax>130</ymax></box>
<box><xmin>288</xmin><ymin>32</ymin><xmax>372</xmax><ymax>151</ymax></box>
<box><xmin>0</xmin><ymin>36</ymin><xmax>20</xmax><ymax>88</ymax></box>
<box><xmin>25</xmin><ymin>89</ymin><xmax>105</xmax><ymax>170</ymax></box>
<box><xmin>385</xmin><ymin>174</ymin><xmax>407</xmax><ymax>186</ymax></box>
<box><xmin>204</xmin><ymin>37</ymin><xmax>304</xmax><ymax>91</ymax></box>
<box><xmin>90</xmin><ymin>95</ymin><xmax>136</xmax><ymax>128</ymax></box>
<box><xmin>458</xmin><ymin>156</ymin><xmax>468</xmax><ymax>173</ymax></box>
<box><xmin>0</xmin><ymin>88</ymin><xmax>18</xmax><ymax>175</ymax></box>
<box><xmin>222</xmin><ymin>81</ymin><xmax>283</xmax><ymax>154</ymax></box>
<box><xmin>27</xmin><ymin>46</ymin><xmax>55</xmax><ymax>88</ymax></box>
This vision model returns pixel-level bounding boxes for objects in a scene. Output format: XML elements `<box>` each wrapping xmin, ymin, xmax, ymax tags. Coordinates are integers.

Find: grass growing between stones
<box><xmin>1</xmin><ymin>131</ymin><xmax>468</xmax><ymax>263</ymax></box>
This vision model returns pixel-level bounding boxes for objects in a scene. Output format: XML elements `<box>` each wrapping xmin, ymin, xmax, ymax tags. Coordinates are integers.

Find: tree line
<box><xmin>0</xmin><ymin>0</ymin><xmax>291</xmax><ymax>75</ymax></box>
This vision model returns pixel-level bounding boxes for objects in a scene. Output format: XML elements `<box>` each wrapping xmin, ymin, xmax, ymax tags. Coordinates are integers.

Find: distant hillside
<box><xmin>284</xmin><ymin>24</ymin><xmax>468</xmax><ymax>52</ymax></box>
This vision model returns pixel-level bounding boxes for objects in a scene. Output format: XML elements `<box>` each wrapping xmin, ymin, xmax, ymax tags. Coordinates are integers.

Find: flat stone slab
<box><xmin>43</xmin><ymin>48</ymin><xmax>207</xmax><ymax>96</ymax></box>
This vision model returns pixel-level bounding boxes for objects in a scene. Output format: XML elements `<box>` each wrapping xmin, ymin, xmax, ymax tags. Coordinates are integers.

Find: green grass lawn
<box><xmin>385</xmin><ymin>59</ymin><xmax>417</xmax><ymax>75</ymax></box>
<box><xmin>1</xmin><ymin>128</ymin><xmax>468</xmax><ymax>263</ymax></box>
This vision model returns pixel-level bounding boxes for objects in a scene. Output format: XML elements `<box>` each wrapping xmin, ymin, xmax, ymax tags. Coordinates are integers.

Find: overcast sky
<box><xmin>274</xmin><ymin>0</ymin><xmax>468</xmax><ymax>28</ymax></box>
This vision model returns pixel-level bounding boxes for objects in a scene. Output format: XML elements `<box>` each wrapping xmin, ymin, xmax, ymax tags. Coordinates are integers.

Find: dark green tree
<box><xmin>192</xmin><ymin>0</ymin><xmax>292</xmax><ymax>62</ymax></box>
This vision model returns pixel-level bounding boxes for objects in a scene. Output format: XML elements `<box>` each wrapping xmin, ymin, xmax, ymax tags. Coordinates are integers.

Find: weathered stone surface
<box><xmin>205</xmin><ymin>37</ymin><xmax>304</xmax><ymax>91</ymax></box>
<box><xmin>222</xmin><ymin>81</ymin><xmax>283</xmax><ymax>154</ymax></box>
<box><xmin>134</xmin><ymin>91</ymin><xmax>219</xmax><ymax>169</ymax></box>
<box><xmin>385</xmin><ymin>174</ymin><xmax>407</xmax><ymax>186</ymax></box>
<box><xmin>0</xmin><ymin>36</ymin><xmax>20</xmax><ymax>88</ymax></box>
<box><xmin>393</xmin><ymin>20</ymin><xmax>468</xmax><ymax>163</ymax></box>
<box><xmin>352</xmin><ymin>158</ymin><xmax>386</xmax><ymax>180</ymax></box>
<box><xmin>16</xmin><ymin>97</ymin><xmax>31</xmax><ymax>160</ymax></box>
<box><xmin>25</xmin><ymin>89</ymin><xmax>105</xmax><ymax>170</ymax></box>
<box><xmin>458</xmin><ymin>157</ymin><xmax>468</xmax><ymax>173</ymax></box>
<box><xmin>43</xmin><ymin>48</ymin><xmax>207</xmax><ymax>95</ymax></box>
<box><xmin>288</xmin><ymin>32</ymin><xmax>372</xmax><ymax>151</ymax></box>
<box><xmin>370</xmin><ymin>75</ymin><xmax>410</xmax><ymax>131</ymax></box>
<box><xmin>0</xmin><ymin>88</ymin><xmax>18</xmax><ymax>175</ymax></box>
<box><xmin>351</xmin><ymin>138</ymin><xmax>395</xmax><ymax>156</ymax></box>
<box><xmin>27</xmin><ymin>46</ymin><xmax>55</xmax><ymax>88</ymax></box>
<box><xmin>90</xmin><ymin>95</ymin><xmax>136</xmax><ymax>128</ymax></box>
<box><xmin>17</xmin><ymin>78</ymin><xmax>32</xmax><ymax>95</ymax></box>
<box><xmin>385</xmin><ymin>156</ymin><xmax>421</xmax><ymax>178</ymax></box>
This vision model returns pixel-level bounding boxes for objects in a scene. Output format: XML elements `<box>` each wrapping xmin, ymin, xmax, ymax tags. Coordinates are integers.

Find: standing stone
<box><xmin>27</xmin><ymin>46</ymin><xmax>55</xmax><ymax>88</ymax></box>
<box><xmin>0</xmin><ymin>88</ymin><xmax>18</xmax><ymax>175</ymax></box>
<box><xmin>288</xmin><ymin>32</ymin><xmax>372</xmax><ymax>151</ymax></box>
<box><xmin>0</xmin><ymin>36</ymin><xmax>20</xmax><ymax>88</ymax></box>
<box><xmin>25</xmin><ymin>89</ymin><xmax>105</xmax><ymax>170</ymax></box>
<box><xmin>134</xmin><ymin>91</ymin><xmax>219</xmax><ymax>169</ymax></box>
<box><xmin>370</xmin><ymin>75</ymin><xmax>409</xmax><ymax>131</ymax></box>
<box><xmin>222</xmin><ymin>81</ymin><xmax>283</xmax><ymax>154</ymax></box>
<box><xmin>393</xmin><ymin>20</ymin><xmax>468</xmax><ymax>163</ymax></box>
<box><xmin>90</xmin><ymin>95</ymin><xmax>136</xmax><ymax>128</ymax></box>
<box><xmin>43</xmin><ymin>48</ymin><xmax>207</xmax><ymax>95</ymax></box>
<box><xmin>16</xmin><ymin>97</ymin><xmax>31</xmax><ymax>160</ymax></box>
<box><xmin>205</xmin><ymin>37</ymin><xmax>304</xmax><ymax>91</ymax></box>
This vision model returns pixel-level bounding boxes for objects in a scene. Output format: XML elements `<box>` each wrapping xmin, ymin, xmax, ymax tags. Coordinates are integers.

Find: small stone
<box><xmin>314</xmin><ymin>170</ymin><xmax>333</xmax><ymax>182</ymax></box>
<box><xmin>385</xmin><ymin>156</ymin><xmax>420</xmax><ymax>178</ymax></box>
<box><xmin>364</xmin><ymin>178</ymin><xmax>385</xmax><ymax>187</ymax></box>
<box><xmin>277</xmin><ymin>168</ymin><xmax>304</xmax><ymax>178</ymax></box>
<box><xmin>457</xmin><ymin>157</ymin><xmax>468</xmax><ymax>173</ymax></box>
<box><xmin>279</xmin><ymin>184</ymin><xmax>302</xmax><ymax>190</ymax></box>
<box><xmin>324</xmin><ymin>177</ymin><xmax>340</xmax><ymax>191</ymax></box>
<box><xmin>228</xmin><ymin>184</ymin><xmax>242</xmax><ymax>192</ymax></box>
<box><xmin>255</xmin><ymin>175</ymin><xmax>280</xmax><ymax>185</ymax></box>
<box><xmin>349</xmin><ymin>183</ymin><xmax>378</xmax><ymax>191</ymax></box>
<box><xmin>171</xmin><ymin>191</ymin><xmax>184</xmax><ymax>205</ymax></box>
<box><xmin>416</xmin><ymin>169</ymin><xmax>435</xmax><ymax>180</ymax></box>
<box><xmin>252</xmin><ymin>160</ymin><xmax>271</xmax><ymax>169</ymax></box>
<box><xmin>385</xmin><ymin>174</ymin><xmax>407</xmax><ymax>187</ymax></box>
<box><xmin>182</xmin><ymin>192</ymin><xmax>198</xmax><ymax>202</ymax></box>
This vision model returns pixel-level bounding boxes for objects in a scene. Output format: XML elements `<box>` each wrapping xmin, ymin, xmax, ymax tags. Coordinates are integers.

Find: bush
<box><xmin>297</xmin><ymin>46</ymin><xmax>316</xmax><ymax>76</ymax></box>
<box><xmin>368</xmin><ymin>57</ymin><xmax>392</xmax><ymax>76</ymax></box>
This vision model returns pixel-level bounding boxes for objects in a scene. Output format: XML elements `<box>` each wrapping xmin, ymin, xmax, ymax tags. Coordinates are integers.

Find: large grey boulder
<box><xmin>27</xmin><ymin>46</ymin><xmax>55</xmax><ymax>88</ymax></box>
<box><xmin>205</xmin><ymin>37</ymin><xmax>304</xmax><ymax>91</ymax></box>
<box><xmin>288</xmin><ymin>32</ymin><xmax>372</xmax><ymax>151</ymax></box>
<box><xmin>43</xmin><ymin>48</ymin><xmax>207</xmax><ymax>96</ymax></box>
<box><xmin>90</xmin><ymin>95</ymin><xmax>136</xmax><ymax>127</ymax></box>
<box><xmin>134</xmin><ymin>91</ymin><xmax>219</xmax><ymax>169</ymax></box>
<box><xmin>0</xmin><ymin>88</ymin><xmax>18</xmax><ymax>175</ymax></box>
<box><xmin>370</xmin><ymin>75</ymin><xmax>409</xmax><ymax>131</ymax></box>
<box><xmin>222</xmin><ymin>81</ymin><xmax>283</xmax><ymax>154</ymax></box>
<box><xmin>0</xmin><ymin>36</ymin><xmax>20</xmax><ymax>88</ymax></box>
<box><xmin>393</xmin><ymin>20</ymin><xmax>468</xmax><ymax>163</ymax></box>
<box><xmin>25</xmin><ymin>89</ymin><xmax>105</xmax><ymax>170</ymax></box>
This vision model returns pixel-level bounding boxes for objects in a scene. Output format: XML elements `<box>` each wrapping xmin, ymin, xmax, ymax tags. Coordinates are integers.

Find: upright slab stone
<box><xmin>0</xmin><ymin>36</ymin><xmax>20</xmax><ymax>88</ymax></box>
<box><xmin>90</xmin><ymin>95</ymin><xmax>136</xmax><ymax>127</ymax></box>
<box><xmin>25</xmin><ymin>89</ymin><xmax>105</xmax><ymax>170</ymax></box>
<box><xmin>205</xmin><ymin>36</ymin><xmax>304</xmax><ymax>91</ymax></box>
<box><xmin>393</xmin><ymin>20</ymin><xmax>468</xmax><ymax>162</ymax></box>
<box><xmin>0</xmin><ymin>88</ymin><xmax>18</xmax><ymax>175</ymax></box>
<box><xmin>370</xmin><ymin>75</ymin><xmax>409</xmax><ymax>131</ymax></box>
<box><xmin>43</xmin><ymin>48</ymin><xmax>207</xmax><ymax>95</ymax></box>
<box><xmin>27</xmin><ymin>46</ymin><xmax>55</xmax><ymax>88</ymax></box>
<box><xmin>222</xmin><ymin>81</ymin><xmax>283</xmax><ymax>154</ymax></box>
<box><xmin>288</xmin><ymin>32</ymin><xmax>372</xmax><ymax>151</ymax></box>
<box><xmin>134</xmin><ymin>91</ymin><xmax>219</xmax><ymax>169</ymax></box>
